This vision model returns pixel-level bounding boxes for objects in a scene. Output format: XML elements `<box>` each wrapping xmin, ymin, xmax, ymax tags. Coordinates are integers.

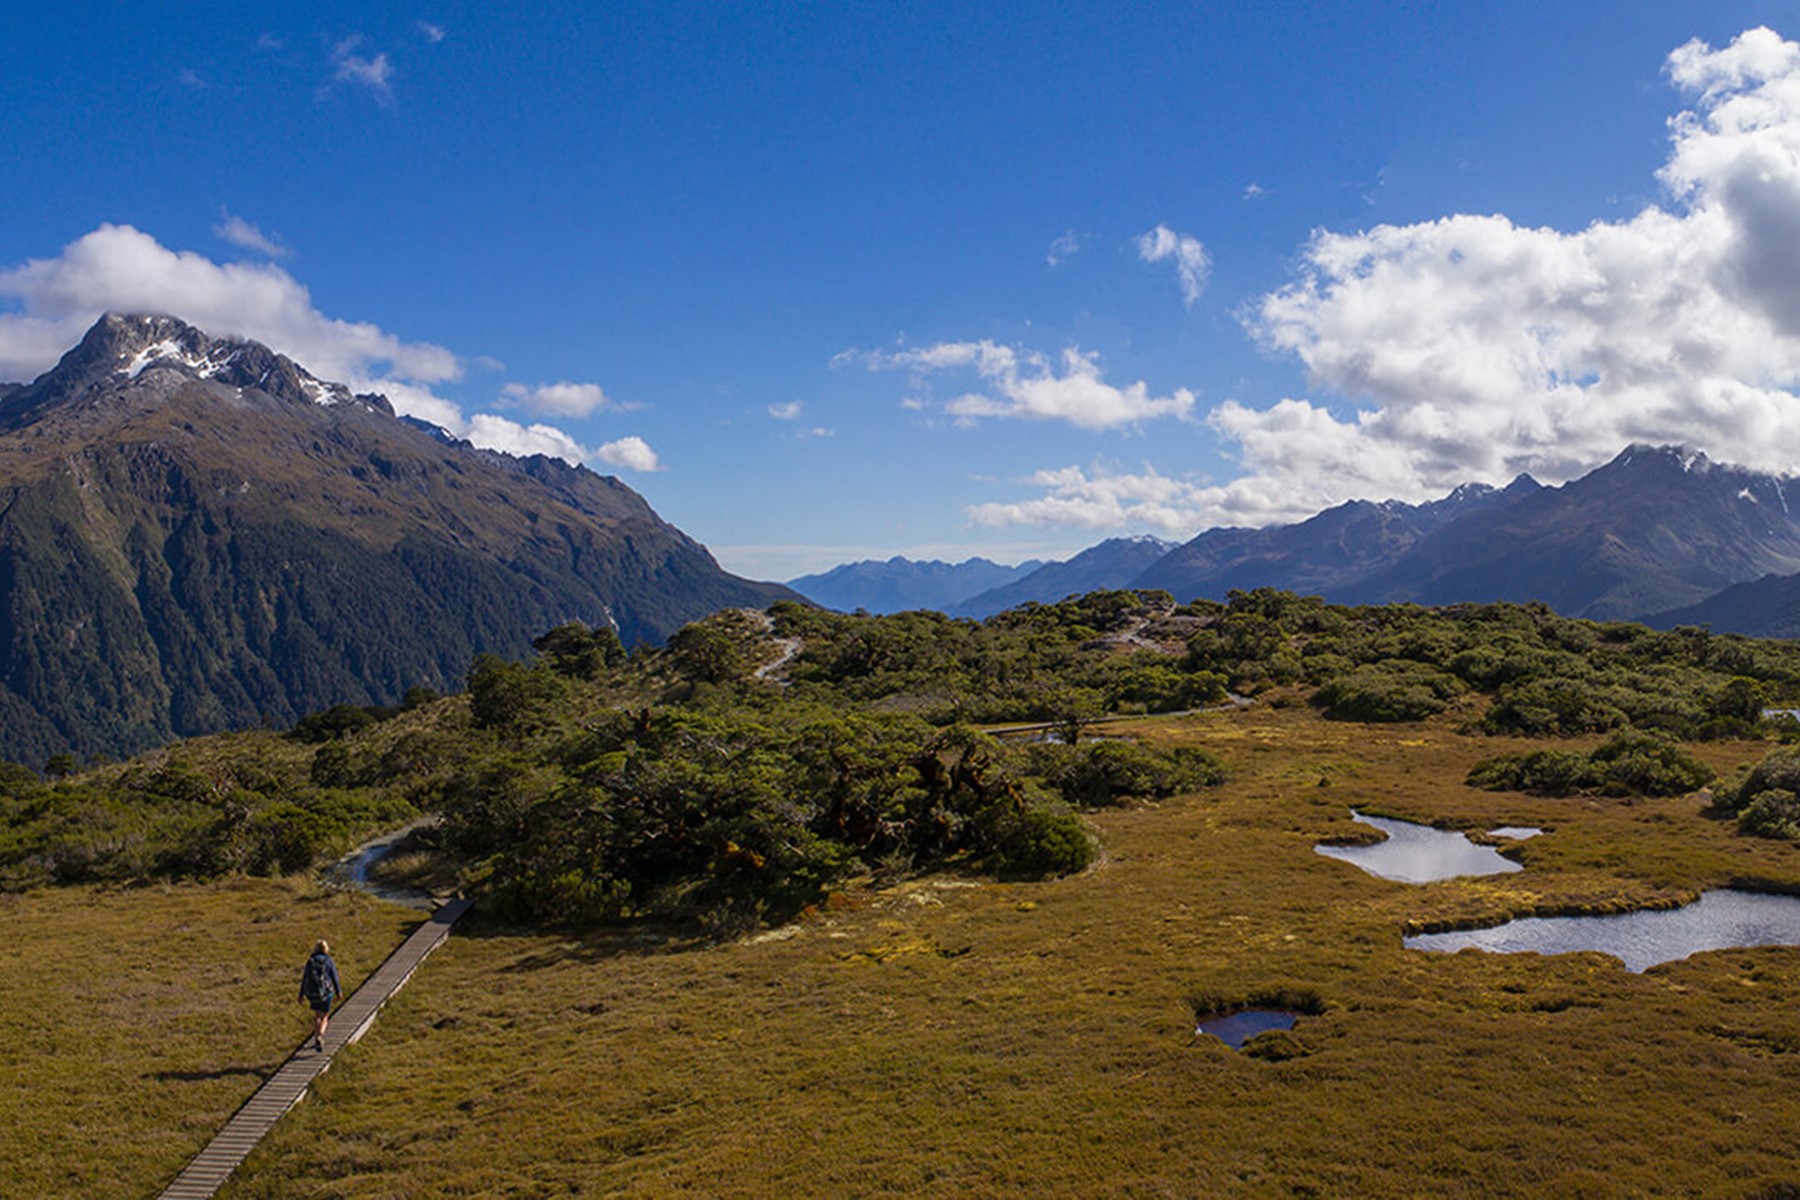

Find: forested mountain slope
<box><xmin>0</xmin><ymin>314</ymin><xmax>794</xmax><ymax>764</ymax></box>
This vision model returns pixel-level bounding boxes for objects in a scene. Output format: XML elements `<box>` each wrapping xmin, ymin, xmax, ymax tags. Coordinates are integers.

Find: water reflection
<box><xmin>1195</xmin><ymin>1010</ymin><xmax>1298</xmax><ymax>1048</ymax></box>
<box><xmin>1486</xmin><ymin>826</ymin><xmax>1542</xmax><ymax>840</ymax></box>
<box><xmin>1314</xmin><ymin>812</ymin><xmax>1524</xmax><ymax>883</ymax></box>
<box><xmin>1406</xmin><ymin>889</ymin><xmax>1800</xmax><ymax>972</ymax></box>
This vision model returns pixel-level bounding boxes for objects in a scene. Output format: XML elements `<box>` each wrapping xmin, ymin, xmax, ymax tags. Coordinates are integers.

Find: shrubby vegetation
<box><xmin>1712</xmin><ymin>747</ymin><xmax>1800</xmax><ymax>840</ymax></box>
<box><xmin>1027</xmin><ymin>739</ymin><xmax>1229</xmax><ymax>808</ymax></box>
<box><xmin>0</xmin><ymin>747</ymin><xmax>418</xmax><ymax>889</ymax></box>
<box><xmin>13</xmin><ymin>585</ymin><xmax>1800</xmax><ymax>924</ymax></box>
<box><xmin>437</xmin><ymin>702</ymin><xmax>1228</xmax><ymax>930</ymax></box>
<box><xmin>1466</xmin><ymin>731</ymin><xmax>1716</xmax><ymax>798</ymax></box>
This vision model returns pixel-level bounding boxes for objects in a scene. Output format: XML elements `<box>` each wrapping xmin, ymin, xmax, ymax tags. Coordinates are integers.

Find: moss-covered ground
<box><xmin>19</xmin><ymin>703</ymin><xmax>1800</xmax><ymax>1196</ymax></box>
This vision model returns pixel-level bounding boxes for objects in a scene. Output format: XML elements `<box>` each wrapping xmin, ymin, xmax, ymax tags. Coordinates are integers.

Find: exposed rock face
<box><xmin>0</xmin><ymin>313</ymin><xmax>795</xmax><ymax>764</ymax></box>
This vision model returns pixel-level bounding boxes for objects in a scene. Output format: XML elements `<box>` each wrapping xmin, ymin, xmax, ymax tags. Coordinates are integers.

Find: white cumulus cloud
<box><xmin>0</xmin><ymin>224</ymin><xmax>456</xmax><ymax>384</ymax></box>
<box><xmin>502</xmin><ymin>380</ymin><xmax>613</xmax><ymax>417</ymax></box>
<box><xmin>1136</xmin><ymin>224</ymin><xmax>1210</xmax><ymax>307</ymax></box>
<box><xmin>466</xmin><ymin>414</ymin><xmax>591</xmax><ymax>462</ymax></box>
<box><xmin>978</xmin><ymin>26</ymin><xmax>1800</xmax><ymax>538</ymax></box>
<box><xmin>966</xmin><ymin>457</ymin><xmax>1364</xmax><ymax>538</ymax></box>
<box><xmin>597</xmin><ymin>436</ymin><xmax>663</xmax><ymax>472</ymax></box>
<box><xmin>0</xmin><ymin>224</ymin><xmax>635</xmax><ymax>472</ymax></box>
<box><xmin>853</xmin><ymin>340</ymin><xmax>1195</xmax><ymax>430</ymax></box>
<box><xmin>1225</xmin><ymin>24</ymin><xmax>1800</xmax><ymax>509</ymax></box>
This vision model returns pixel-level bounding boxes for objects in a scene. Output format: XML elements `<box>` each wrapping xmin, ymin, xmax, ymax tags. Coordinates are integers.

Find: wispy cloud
<box><xmin>1136</xmin><ymin>224</ymin><xmax>1210</xmax><ymax>307</ymax></box>
<box><xmin>178</xmin><ymin>68</ymin><xmax>207</xmax><ymax>90</ymax></box>
<box><xmin>417</xmin><ymin>21</ymin><xmax>446</xmax><ymax>43</ymax></box>
<box><xmin>848</xmin><ymin>340</ymin><xmax>1195</xmax><ymax>430</ymax></box>
<box><xmin>502</xmin><ymin>380</ymin><xmax>614</xmax><ymax>417</ymax></box>
<box><xmin>213</xmin><ymin>211</ymin><xmax>292</xmax><ymax>259</ymax></box>
<box><xmin>330</xmin><ymin>36</ymin><xmax>394</xmax><ymax>101</ymax></box>
<box><xmin>1244</xmin><ymin>182</ymin><xmax>1267</xmax><ymax>200</ymax></box>
<box><xmin>1046</xmin><ymin>230</ymin><xmax>1084</xmax><ymax>267</ymax></box>
<box><xmin>767</xmin><ymin>400</ymin><xmax>803</xmax><ymax>420</ymax></box>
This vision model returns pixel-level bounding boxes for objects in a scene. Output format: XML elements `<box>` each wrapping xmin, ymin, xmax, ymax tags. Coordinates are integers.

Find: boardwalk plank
<box><xmin>156</xmin><ymin>898</ymin><xmax>471</xmax><ymax>1200</ymax></box>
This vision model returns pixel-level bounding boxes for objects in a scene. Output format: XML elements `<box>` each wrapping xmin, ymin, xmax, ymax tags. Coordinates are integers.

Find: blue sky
<box><xmin>5</xmin><ymin>2</ymin><xmax>1800</xmax><ymax>579</ymax></box>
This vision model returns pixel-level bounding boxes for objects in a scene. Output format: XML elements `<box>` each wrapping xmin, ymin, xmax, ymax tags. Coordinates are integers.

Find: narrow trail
<box><xmin>747</xmin><ymin>609</ymin><xmax>802</xmax><ymax>683</ymax></box>
<box><xmin>157</xmin><ymin>830</ymin><xmax>469</xmax><ymax>1199</ymax></box>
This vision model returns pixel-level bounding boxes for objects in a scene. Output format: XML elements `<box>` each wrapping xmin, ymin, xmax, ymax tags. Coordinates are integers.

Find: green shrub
<box><xmin>1467</xmin><ymin>731</ymin><xmax>1714</xmax><ymax>797</ymax></box>
<box><xmin>467</xmin><ymin>654</ymin><xmax>566</xmax><ymax>729</ymax></box>
<box><xmin>991</xmin><ymin>805</ymin><xmax>1093</xmax><ymax>879</ymax></box>
<box><xmin>291</xmin><ymin>703</ymin><xmax>381</xmax><ymax>743</ymax></box>
<box><xmin>1713</xmin><ymin>747</ymin><xmax>1800</xmax><ymax>815</ymax></box>
<box><xmin>1738</xmin><ymin>790</ymin><xmax>1800</xmax><ymax>840</ymax></box>
<box><xmin>1314</xmin><ymin>663</ymin><xmax>1465</xmax><ymax>723</ymax></box>
<box><xmin>1041</xmin><ymin>740</ymin><xmax>1229</xmax><ymax>808</ymax></box>
<box><xmin>1478</xmin><ymin>679</ymin><xmax>1630</xmax><ymax>737</ymax></box>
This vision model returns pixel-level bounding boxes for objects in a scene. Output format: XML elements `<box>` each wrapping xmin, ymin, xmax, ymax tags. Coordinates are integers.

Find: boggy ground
<box><xmin>0</xmin><ymin>878</ymin><xmax>420</xmax><ymax>1197</ymax></box>
<box><xmin>205</xmin><ymin>705</ymin><xmax>1800</xmax><ymax>1198</ymax></box>
<box><xmin>24</xmin><ymin>703</ymin><xmax>1800</xmax><ymax>1197</ymax></box>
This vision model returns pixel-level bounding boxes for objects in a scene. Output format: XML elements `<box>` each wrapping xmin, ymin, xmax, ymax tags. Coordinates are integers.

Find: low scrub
<box><xmin>1714</xmin><ymin>747</ymin><xmax>1800</xmax><ymax>840</ymax></box>
<box><xmin>1314</xmin><ymin>662</ymin><xmax>1466</xmax><ymax>722</ymax></box>
<box><xmin>1032</xmin><ymin>739</ymin><xmax>1230</xmax><ymax>807</ymax></box>
<box><xmin>1466</xmin><ymin>730</ymin><xmax>1715</xmax><ymax>798</ymax></box>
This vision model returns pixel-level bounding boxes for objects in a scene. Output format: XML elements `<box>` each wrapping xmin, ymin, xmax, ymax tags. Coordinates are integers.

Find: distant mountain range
<box><xmin>787</xmin><ymin>555</ymin><xmax>1042</xmax><ymax>614</ymax></box>
<box><xmin>1138</xmin><ymin>445</ymin><xmax>1800</xmax><ymax>621</ymax></box>
<box><xmin>0</xmin><ymin>313</ymin><xmax>794</xmax><ymax>764</ymax></box>
<box><xmin>949</xmin><ymin>537</ymin><xmax>1176</xmax><ymax>618</ymax></box>
<box><xmin>803</xmin><ymin>444</ymin><xmax>1800</xmax><ymax>634</ymax></box>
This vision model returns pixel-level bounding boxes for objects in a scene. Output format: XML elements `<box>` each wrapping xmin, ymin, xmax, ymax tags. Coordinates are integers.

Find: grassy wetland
<box><xmin>13</xmin><ymin>591</ymin><xmax>1800</xmax><ymax>1195</ymax></box>
<box><xmin>217</xmin><ymin>705</ymin><xmax>1800</xmax><ymax>1198</ymax></box>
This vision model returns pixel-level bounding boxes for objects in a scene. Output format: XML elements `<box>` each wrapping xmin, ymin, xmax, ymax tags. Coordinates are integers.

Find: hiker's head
<box><xmin>314</xmin><ymin>939</ymin><xmax>330</xmax><ymax>956</ymax></box>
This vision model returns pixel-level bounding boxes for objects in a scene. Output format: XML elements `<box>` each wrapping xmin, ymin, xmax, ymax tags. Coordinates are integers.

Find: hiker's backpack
<box><xmin>302</xmin><ymin>955</ymin><xmax>333</xmax><ymax>1003</ymax></box>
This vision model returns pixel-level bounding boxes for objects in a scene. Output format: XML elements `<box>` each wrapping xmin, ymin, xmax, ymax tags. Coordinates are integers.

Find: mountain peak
<box><xmin>13</xmin><ymin>312</ymin><xmax>392</xmax><ymax>423</ymax></box>
<box><xmin>1611</xmin><ymin>443</ymin><xmax>1714</xmax><ymax>474</ymax></box>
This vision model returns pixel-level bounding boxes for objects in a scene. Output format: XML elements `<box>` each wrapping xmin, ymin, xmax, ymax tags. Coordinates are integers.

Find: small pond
<box><xmin>1486</xmin><ymin>826</ymin><xmax>1541</xmax><ymax>840</ymax></box>
<box><xmin>1405</xmin><ymin>889</ymin><xmax>1800</xmax><ymax>972</ymax></box>
<box><xmin>1195</xmin><ymin>1009</ymin><xmax>1298</xmax><ymax>1048</ymax></box>
<box><xmin>1314</xmin><ymin>812</ymin><xmax>1524</xmax><ymax>883</ymax></box>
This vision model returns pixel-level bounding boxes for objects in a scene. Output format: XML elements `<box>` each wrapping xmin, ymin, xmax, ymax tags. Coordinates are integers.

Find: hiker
<box><xmin>299</xmin><ymin>939</ymin><xmax>342</xmax><ymax>1052</ymax></box>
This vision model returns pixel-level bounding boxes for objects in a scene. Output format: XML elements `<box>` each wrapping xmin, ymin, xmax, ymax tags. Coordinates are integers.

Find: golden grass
<box><xmin>199</xmin><ymin>706</ymin><xmax>1800</xmax><ymax>1197</ymax></box>
<box><xmin>0</xmin><ymin>879</ymin><xmax>422</xmax><ymax>1196</ymax></box>
<box><xmin>19</xmin><ymin>705</ymin><xmax>1800</xmax><ymax>1196</ymax></box>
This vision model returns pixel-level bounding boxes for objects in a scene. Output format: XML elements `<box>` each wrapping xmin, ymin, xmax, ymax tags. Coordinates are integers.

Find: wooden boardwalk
<box><xmin>158</xmin><ymin>898</ymin><xmax>473</xmax><ymax>1200</ymax></box>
